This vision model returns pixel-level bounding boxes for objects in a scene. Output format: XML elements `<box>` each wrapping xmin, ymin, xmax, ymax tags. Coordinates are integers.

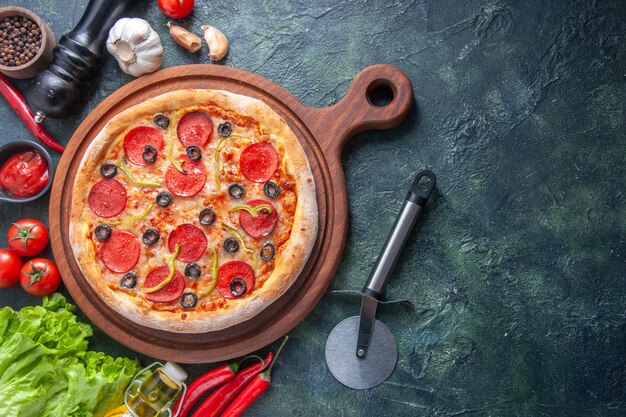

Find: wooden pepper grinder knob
<box><xmin>27</xmin><ymin>0</ymin><xmax>133</xmax><ymax>121</ymax></box>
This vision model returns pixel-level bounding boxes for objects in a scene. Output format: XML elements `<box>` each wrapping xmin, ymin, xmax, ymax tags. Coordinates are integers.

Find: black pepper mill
<box><xmin>27</xmin><ymin>0</ymin><xmax>133</xmax><ymax>121</ymax></box>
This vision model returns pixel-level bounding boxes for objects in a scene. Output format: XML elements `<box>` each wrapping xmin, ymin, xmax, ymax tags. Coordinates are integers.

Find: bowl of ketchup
<box><xmin>0</xmin><ymin>140</ymin><xmax>53</xmax><ymax>203</ymax></box>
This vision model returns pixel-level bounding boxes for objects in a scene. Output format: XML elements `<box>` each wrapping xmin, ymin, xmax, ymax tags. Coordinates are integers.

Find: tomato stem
<box><xmin>26</xmin><ymin>262</ymin><xmax>48</xmax><ymax>287</ymax></box>
<box><xmin>11</xmin><ymin>223</ymin><xmax>38</xmax><ymax>249</ymax></box>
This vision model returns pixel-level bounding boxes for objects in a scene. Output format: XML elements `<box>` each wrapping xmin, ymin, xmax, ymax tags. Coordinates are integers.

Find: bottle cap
<box><xmin>162</xmin><ymin>361</ymin><xmax>188</xmax><ymax>383</ymax></box>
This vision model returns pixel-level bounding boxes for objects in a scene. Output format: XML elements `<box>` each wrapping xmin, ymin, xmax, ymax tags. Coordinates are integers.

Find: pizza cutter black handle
<box><xmin>26</xmin><ymin>0</ymin><xmax>133</xmax><ymax>120</ymax></box>
<box><xmin>362</xmin><ymin>170</ymin><xmax>436</xmax><ymax>298</ymax></box>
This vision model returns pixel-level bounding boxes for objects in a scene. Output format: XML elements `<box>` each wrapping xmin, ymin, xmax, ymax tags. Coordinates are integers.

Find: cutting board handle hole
<box><xmin>366</xmin><ymin>79</ymin><xmax>395</xmax><ymax>108</ymax></box>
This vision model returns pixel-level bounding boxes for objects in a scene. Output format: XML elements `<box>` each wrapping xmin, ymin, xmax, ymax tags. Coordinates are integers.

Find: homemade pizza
<box><xmin>69</xmin><ymin>89</ymin><xmax>317</xmax><ymax>333</ymax></box>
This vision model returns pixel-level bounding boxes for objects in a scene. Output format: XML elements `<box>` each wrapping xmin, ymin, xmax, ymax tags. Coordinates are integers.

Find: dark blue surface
<box><xmin>0</xmin><ymin>1</ymin><xmax>624</xmax><ymax>416</ymax></box>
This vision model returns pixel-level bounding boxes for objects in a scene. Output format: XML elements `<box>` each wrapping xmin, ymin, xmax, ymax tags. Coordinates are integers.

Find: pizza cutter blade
<box><xmin>325</xmin><ymin>170</ymin><xmax>436</xmax><ymax>389</ymax></box>
<box><xmin>325</xmin><ymin>316</ymin><xmax>397</xmax><ymax>389</ymax></box>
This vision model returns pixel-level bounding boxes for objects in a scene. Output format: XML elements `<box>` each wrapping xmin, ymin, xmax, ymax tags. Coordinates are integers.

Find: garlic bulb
<box><xmin>107</xmin><ymin>18</ymin><xmax>163</xmax><ymax>77</ymax></box>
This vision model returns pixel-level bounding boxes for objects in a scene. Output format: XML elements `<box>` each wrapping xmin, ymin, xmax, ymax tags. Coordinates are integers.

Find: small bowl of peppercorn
<box><xmin>0</xmin><ymin>6</ymin><xmax>55</xmax><ymax>79</ymax></box>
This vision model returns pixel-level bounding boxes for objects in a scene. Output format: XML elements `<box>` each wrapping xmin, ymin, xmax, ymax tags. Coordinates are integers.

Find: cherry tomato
<box><xmin>0</xmin><ymin>150</ymin><xmax>49</xmax><ymax>198</ymax></box>
<box><xmin>0</xmin><ymin>248</ymin><xmax>23</xmax><ymax>288</ymax></box>
<box><xmin>157</xmin><ymin>0</ymin><xmax>194</xmax><ymax>19</ymax></box>
<box><xmin>20</xmin><ymin>258</ymin><xmax>60</xmax><ymax>296</ymax></box>
<box><xmin>8</xmin><ymin>219</ymin><xmax>49</xmax><ymax>257</ymax></box>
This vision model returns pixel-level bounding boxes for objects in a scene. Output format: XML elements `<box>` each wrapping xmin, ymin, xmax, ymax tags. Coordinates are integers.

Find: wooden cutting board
<box><xmin>49</xmin><ymin>64</ymin><xmax>413</xmax><ymax>363</ymax></box>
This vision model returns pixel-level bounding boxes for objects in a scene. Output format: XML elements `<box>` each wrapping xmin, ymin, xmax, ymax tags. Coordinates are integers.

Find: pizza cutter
<box><xmin>325</xmin><ymin>169</ymin><xmax>436</xmax><ymax>389</ymax></box>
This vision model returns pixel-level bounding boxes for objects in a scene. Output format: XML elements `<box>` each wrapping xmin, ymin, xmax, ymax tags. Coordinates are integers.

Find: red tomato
<box><xmin>8</xmin><ymin>219</ymin><xmax>49</xmax><ymax>257</ymax></box>
<box><xmin>20</xmin><ymin>258</ymin><xmax>60</xmax><ymax>296</ymax></box>
<box><xmin>0</xmin><ymin>248</ymin><xmax>23</xmax><ymax>288</ymax></box>
<box><xmin>157</xmin><ymin>0</ymin><xmax>194</xmax><ymax>19</ymax></box>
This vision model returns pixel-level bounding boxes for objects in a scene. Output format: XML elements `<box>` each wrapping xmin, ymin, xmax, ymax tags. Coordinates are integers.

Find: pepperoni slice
<box><xmin>165</xmin><ymin>159</ymin><xmax>207</xmax><ymax>197</ymax></box>
<box><xmin>216</xmin><ymin>261</ymin><xmax>255</xmax><ymax>299</ymax></box>
<box><xmin>177</xmin><ymin>111</ymin><xmax>213</xmax><ymax>148</ymax></box>
<box><xmin>88</xmin><ymin>179</ymin><xmax>127</xmax><ymax>218</ymax></box>
<box><xmin>168</xmin><ymin>224</ymin><xmax>207</xmax><ymax>263</ymax></box>
<box><xmin>123</xmin><ymin>126</ymin><xmax>164</xmax><ymax>166</ymax></box>
<box><xmin>239</xmin><ymin>142</ymin><xmax>278</xmax><ymax>183</ymax></box>
<box><xmin>100</xmin><ymin>231</ymin><xmax>140</xmax><ymax>273</ymax></box>
<box><xmin>144</xmin><ymin>266</ymin><xmax>185</xmax><ymax>303</ymax></box>
<box><xmin>239</xmin><ymin>199</ymin><xmax>278</xmax><ymax>239</ymax></box>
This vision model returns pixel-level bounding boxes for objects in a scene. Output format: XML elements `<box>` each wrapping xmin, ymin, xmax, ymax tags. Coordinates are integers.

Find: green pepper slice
<box><xmin>168</xmin><ymin>141</ymin><xmax>184</xmax><ymax>173</ymax></box>
<box><xmin>117</xmin><ymin>158</ymin><xmax>161</xmax><ymax>187</ymax></box>
<box><xmin>144</xmin><ymin>244</ymin><xmax>180</xmax><ymax>294</ymax></box>
<box><xmin>229</xmin><ymin>204</ymin><xmax>273</xmax><ymax>218</ymax></box>
<box><xmin>222</xmin><ymin>224</ymin><xmax>255</xmax><ymax>254</ymax></box>
<box><xmin>107</xmin><ymin>203</ymin><xmax>154</xmax><ymax>226</ymax></box>
<box><xmin>214</xmin><ymin>135</ymin><xmax>252</xmax><ymax>189</ymax></box>
<box><xmin>198</xmin><ymin>247</ymin><xmax>219</xmax><ymax>297</ymax></box>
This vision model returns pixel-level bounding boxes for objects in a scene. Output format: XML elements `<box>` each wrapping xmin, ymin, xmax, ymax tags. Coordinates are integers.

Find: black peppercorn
<box><xmin>0</xmin><ymin>16</ymin><xmax>42</xmax><ymax>67</ymax></box>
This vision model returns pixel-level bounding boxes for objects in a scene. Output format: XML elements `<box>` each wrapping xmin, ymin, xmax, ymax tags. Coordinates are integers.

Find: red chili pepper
<box><xmin>0</xmin><ymin>74</ymin><xmax>64</xmax><ymax>153</ymax></box>
<box><xmin>172</xmin><ymin>361</ymin><xmax>239</xmax><ymax>417</ymax></box>
<box><xmin>190</xmin><ymin>352</ymin><xmax>274</xmax><ymax>417</ymax></box>
<box><xmin>221</xmin><ymin>336</ymin><xmax>289</xmax><ymax>417</ymax></box>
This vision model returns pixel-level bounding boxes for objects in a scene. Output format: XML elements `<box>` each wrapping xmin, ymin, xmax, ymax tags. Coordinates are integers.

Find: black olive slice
<box><xmin>263</xmin><ymin>181</ymin><xmax>280</xmax><ymax>199</ymax></box>
<box><xmin>185</xmin><ymin>263</ymin><xmax>201</xmax><ymax>279</ymax></box>
<box><xmin>154</xmin><ymin>114</ymin><xmax>170</xmax><ymax>129</ymax></box>
<box><xmin>100</xmin><ymin>162</ymin><xmax>117</xmax><ymax>178</ymax></box>
<box><xmin>143</xmin><ymin>145</ymin><xmax>158</xmax><ymax>164</ymax></box>
<box><xmin>186</xmin><ymin>145</ymin><xmax>202</xmax><ymax>161</ymax></box>
<box><xmin>142</xmin><ymin>228</ymin><xmax>160</xmax><ymax>246</ymax></box>
<box><xmin>260</xmin><ymin>242</ymin><xmax>275</xmax><ymax>261</ymax></box>
<box><xmin>120</xmin><ymin>272</ymin><xmax>137</xmax><ymax>289</ymax></box>
<box><xmin>218</xmin><ymin>121</ymin><xmax>232</xmax><ymax>137</ymax></box>
<box><xmin>199</xmin><ymin>208</ymin><xmax>216</xmax><ymax>226</ymax></box>
<box><xmin>156</xmin><ymin>191</ymin><xmax>173</xmax><ymax>207</ymax></box>
<box><xmin>181</xmin><ymin>293</ymin><xmax>198</xmax><ymax>308</ymax></box>
<box><xmin>228</xmin><ymin>183</ymin><xmax>244</xmax><ymax>199</ymax></box>
<box><xmin>94</xmin><ymin>224</ymin><xmax>111</xmax><ymax>241</ymax></box>
<box><xmin>230</xmin><ymin>278</ymin><xmax>247</xmax><ymax>297</ymax></box>
<box><xmin>224</xmin><ymin>237</ymin><xmax>239</xmax><ymax>253</ymax></box>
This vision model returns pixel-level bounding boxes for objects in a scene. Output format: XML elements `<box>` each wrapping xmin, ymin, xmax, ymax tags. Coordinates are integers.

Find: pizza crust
<box><xmin>69</xmin><ymin>89</ymin><xmax>318</xmax><ymax>333</ymax></box>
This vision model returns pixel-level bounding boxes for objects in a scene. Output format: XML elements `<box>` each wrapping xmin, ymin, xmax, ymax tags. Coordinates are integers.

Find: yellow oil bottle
<box><xmin>104</xmin><ymin>362</ymin><xmax>188</xmax><ymax>417</ymax></box>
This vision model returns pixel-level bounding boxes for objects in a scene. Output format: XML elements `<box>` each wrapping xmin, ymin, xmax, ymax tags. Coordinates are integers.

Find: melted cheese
<box><xmin>82</xmin><ymin>107</ymin><xmax>297</xmax><ymax>311</ymax></box>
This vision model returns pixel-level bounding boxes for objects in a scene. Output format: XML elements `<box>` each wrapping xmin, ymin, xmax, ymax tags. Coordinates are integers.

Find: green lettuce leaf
<box><xmin>0</xmin><ymin>294</ymin><xmax>140</xmax><ymax>417</ymax></box>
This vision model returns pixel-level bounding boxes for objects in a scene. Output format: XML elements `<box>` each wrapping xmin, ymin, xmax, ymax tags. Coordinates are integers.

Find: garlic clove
<box><xmin>168</xmin><ymin>22</ymin><xmax>202</xmax><ymax>53</ymax></box>
<box><xmin>202</xmin><ymin>25</ymin><xmax>229</xmax><ymax>61</ymax></box>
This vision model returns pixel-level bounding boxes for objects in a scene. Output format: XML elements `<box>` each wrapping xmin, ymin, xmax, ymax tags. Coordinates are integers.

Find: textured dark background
<box><xmin>0</xmin><ymin>0</ymin><xmax>624</xmax><ymax>416</ymax></box>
